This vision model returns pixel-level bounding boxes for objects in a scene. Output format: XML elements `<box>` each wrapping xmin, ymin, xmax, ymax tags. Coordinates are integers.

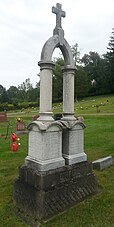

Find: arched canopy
<box><xmin>40</xmin><ymin>35</ymin><xmax>75</xmax><ymax>67</ymax></box>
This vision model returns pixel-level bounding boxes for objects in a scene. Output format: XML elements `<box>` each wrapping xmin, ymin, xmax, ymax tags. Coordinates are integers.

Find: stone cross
<box><xmin>52</xmin><ymin>3</ymin><xmax>66</xmax><ymax>28</ymax></box>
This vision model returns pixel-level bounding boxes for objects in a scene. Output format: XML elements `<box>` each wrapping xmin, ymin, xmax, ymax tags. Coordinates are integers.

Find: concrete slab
<box><xmin>92</xmin><ymin>156</ymin><xmax>113</xmax><ymax>170</ymax></box>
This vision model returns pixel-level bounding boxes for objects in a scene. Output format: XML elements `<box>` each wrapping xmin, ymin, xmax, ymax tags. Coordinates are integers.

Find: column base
<box><xmin>38</xmin><ymin>112</ymin><xmax>54</xmax><ymax>122</ymax></box>
<box><xmin>61</xmin><ymin>113</ymin><xmax>76</xmax><ymax>121</ymax></box>
<box><xmin>25</xmin><ymin>156</ymin><xmax>65</xmax><ymax>171</ymax></box>
<box><xmin>63</xmin><ymin>153</ymin><xmax>87</xmax><ymax>165</ymax></box>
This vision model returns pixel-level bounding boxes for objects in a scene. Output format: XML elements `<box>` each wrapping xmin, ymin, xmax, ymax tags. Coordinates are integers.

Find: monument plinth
<box><xmin>25</xmin><ymin>121</ymin><xmax>65</xmax><ymax>171</ymax></box>
<box><xmin>13</xmin><ymin>3</ymin><xmax>98</xmax><ymax>225</ymax></box>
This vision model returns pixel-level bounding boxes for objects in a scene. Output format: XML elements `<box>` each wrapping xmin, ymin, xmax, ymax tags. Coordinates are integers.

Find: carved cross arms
<box><xmin>52</xmin><ymin>3</ymin><xmax>66</xmax><ymax>28</ymax></box>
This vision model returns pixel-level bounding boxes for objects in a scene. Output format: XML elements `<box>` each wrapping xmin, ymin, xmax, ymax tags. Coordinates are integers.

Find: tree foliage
<box><xmin>76</xmin><ymin>66</ymin><xmax>90</xmax><ymax>98</ymax></box>
<box><xmin>82</xmin><ymin>52</ymin><xmax>108</xmax><ymax>95</ymax></box>
<box><xmin>52</xmin><ymin>58</ymin><xmax>64</xmax><ymax>102</ymax></box>
<box><xmin>105</xmin><ymin>28</ymin><xmax>114</xmax><ymax>93</ymax></box>
<box><xmin>0</xmin><ymin>78</ymin><xmax>39</xmax><ymax>106</ymax></box>
<box><xmin>71</xmin><ymin>43</ymin><xmax>80</xmax><ymax>65</ymax></box>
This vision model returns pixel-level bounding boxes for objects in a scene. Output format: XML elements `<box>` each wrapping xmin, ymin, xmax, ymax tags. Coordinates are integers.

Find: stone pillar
<box><xmin>38</xmin><ymin>61</ymin><xmax>55</xmax><ymax>121</ymax></box>
<box><xmin>62</xmin><ymin>66</ymin><xmax>76</xmax><ymax>121</ymax></box>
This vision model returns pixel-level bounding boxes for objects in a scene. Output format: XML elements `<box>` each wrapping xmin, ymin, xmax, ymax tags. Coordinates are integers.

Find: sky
<box><xmin>0</xmin><ymin>0</ymin><xmax>114</xmax><ymax>89</ymax></box>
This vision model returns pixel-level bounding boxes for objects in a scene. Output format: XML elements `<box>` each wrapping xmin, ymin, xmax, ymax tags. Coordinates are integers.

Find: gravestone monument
<box><xmin>13</xmin><ymin>3</ymin><xmax>98</xmax><ymax>225</ymax></box>
<box><xmin>16</xmin><ymin>119</ymin><xmax>27</xmax><ymax>134</ymax></box>
<box><xmin>0</xmin><ymin>112</ymin><xmax>7</xmax><ymax>122</ymax></box>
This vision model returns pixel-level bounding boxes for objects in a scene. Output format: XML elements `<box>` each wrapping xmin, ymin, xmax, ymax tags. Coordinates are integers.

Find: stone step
<box><xmin>92</xmin><ymin>156</ymin><xmax>113</xmax><ymax>170</ymax></box>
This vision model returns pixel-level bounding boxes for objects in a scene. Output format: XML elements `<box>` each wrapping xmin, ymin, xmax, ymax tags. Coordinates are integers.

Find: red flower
<box><xmin>11</xmin><ymin>133</ymin><xmax>17</xmax><ymax>142</ymax></box>
<box><xmin>10</xmin><ymin>142</ymin><xmax>18</xmax><ymax>152</ymax></box>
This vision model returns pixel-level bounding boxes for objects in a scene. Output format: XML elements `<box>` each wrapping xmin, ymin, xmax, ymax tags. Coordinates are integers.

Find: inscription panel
<box><xmin>69</xmin><ymin>129</ymin><xmax>83</xmax><ymax>155</ymax></box>
<box><xmin>43</xmin><ymin>131</ymin><xmax>62</xmax><ymax>160</ymax></box>
<box><xmin>28</xmin><ymin>131</ymin><xmax>43</xmax><ymax>160</ymax></box>
<box><xmin>28</xmin><ymin>130</ymin><xmax>62</xmax><ymax>161</ymax></box>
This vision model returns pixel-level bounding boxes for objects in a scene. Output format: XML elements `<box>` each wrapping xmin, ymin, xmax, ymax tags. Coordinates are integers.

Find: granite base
<box><xmin>13</xmin><ymin>161</ymin><xmax>98</xmax><ymax>225</ymax></box>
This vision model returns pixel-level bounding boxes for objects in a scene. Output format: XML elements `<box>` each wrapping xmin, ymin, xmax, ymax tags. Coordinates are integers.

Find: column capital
<box><xmin>38</xmin><ymin>61</ymin><xmax>55</xmax><ymax>70</ymax></box>
<box><xmin>62</xmin><ymin>66</ymin><xmax>76</xmax><ymax>74</ymax></box>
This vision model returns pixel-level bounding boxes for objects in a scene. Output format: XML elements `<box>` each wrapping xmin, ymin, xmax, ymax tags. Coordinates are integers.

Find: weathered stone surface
<box><xmin>52</xmin><ymin>3</ymin><xmax>66</xmax><ymax>29</ymax></box>
<box><xmin>40</xmin><ymin>35</ymin><xmax>74</xmax><ymax>67</ymax></box>
<box><xmin>92</xmin><ymin>156</ymin><xmax>113</xmax><ymax>170</ymax></box>
<box><xmin>38</xmin><ymin>3</ymin><xmax>75</xmax><ymax>121</ymax></box>
<box><xmin>13</xmin><ymin>3</ymin><xmax>99</xmax><ymax>227</ymax></box>
<box><xmin>26</xmin><ymin>121</ymin><xmax>65</xmax><ymax>171</ymax></box>
<box><xmin>38</xmin><ymin>61</ymin><xmax>55</xmax><ymax>121</ymax></box>
<box><xmin>13</xmin><ymin>161</ymin><xmax>98</xmax><ymax>225</ymax></box>
<box><xmin>62</xmin><ymin>66</ymin><xmax>76</xmax><ymax>120</ymax></box>
<box><xmin>61</xmin><ymin>120</ymin><xmax>87</xmax><ymax>165</ymax></box>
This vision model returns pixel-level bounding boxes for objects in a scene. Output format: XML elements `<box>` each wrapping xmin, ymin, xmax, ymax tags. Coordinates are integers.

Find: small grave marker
<box><xmin>0</xmin><ymin>112</ymin><xmax>7</xmax><ymax>122</ymax></box>
<box><xmin>32</xmin><ymin>115</ymin><xmax>39</xmax><ymax>121</ymax></box>
<box><xmin>16</xmin><ymin>121</ymin><xmax>26</xmax><ymax>131</ymax></box>
<box><xmin>96</xmin><ymin>105</ymin><xmax>100</xmax><ymax>113</ymax></box>
<box><xmin>92</xmin><ymin>156</ymin><xmax>113</xmax><ymax>170</ymax></box>
<box><xmin>16</xmin><ymin>118</ymin><xmax>27</xmax><ymax>134</ymax></box>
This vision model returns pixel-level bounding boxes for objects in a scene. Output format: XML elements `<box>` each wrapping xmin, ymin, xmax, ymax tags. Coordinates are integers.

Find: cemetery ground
<box><xmin>0</xmin><ymin>95</ymin><xmax>114</xmax><ymax>226</ymax></box>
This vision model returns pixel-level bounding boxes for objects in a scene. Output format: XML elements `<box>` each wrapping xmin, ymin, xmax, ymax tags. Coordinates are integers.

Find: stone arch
<box><xmin>40</xmin><ymin>35</ymin><xmax>74</xmax><ymax>67</ymax></box>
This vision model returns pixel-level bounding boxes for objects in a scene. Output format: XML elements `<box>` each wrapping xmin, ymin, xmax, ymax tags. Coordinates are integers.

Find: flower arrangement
<box><xmin>16</xmin><ymin>117</ymin><xmax>23</xmax><ymax>123</ymax></box>
<box><xmin>10</xmin><ymin>132</ymin><xmax>21</xmax><ymax>152</ymax></box>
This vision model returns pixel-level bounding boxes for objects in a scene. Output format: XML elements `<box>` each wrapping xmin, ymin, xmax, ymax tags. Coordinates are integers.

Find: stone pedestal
<box><xmin>61</xmin><ymin>120</ymin><xmax>87</xmax><ymax>165</ymax></box>
<box><xmin>25</xmin><ymin>121</ymin><xmax>65</xmax><ymax>171</ymax></box>
<box><xmin>13</xmin><ymin>162</ymin><xmax>98</xmax><ymax>225</ymax></box>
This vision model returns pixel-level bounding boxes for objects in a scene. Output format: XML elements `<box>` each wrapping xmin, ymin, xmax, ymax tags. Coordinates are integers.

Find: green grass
<box><xmin>84</xmin><ymin>115</ymin><xmax>114</xmax><ymax>161</ymax></box>
<box><xmin>53</xmin><ymin>94</ymin><xmax>114</xmax><ymax>115</ymax></box>
<box><xmin>0</xmin><ymin>94</ymin><xmax>114</xmax><ymax>226</ymax></box>
<box><xmin>0</xmin><ymin>136</ymin><xmax>28</xmax><ymax>226</ymax></box>
<box><xmin>74</xmin><ymin>94</ymin><xmax>114</xmax><ymax>115</ymax></box>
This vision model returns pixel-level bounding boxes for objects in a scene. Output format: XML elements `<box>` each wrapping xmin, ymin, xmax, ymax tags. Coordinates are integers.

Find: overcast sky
<box><xmin>0</xmin><ymin>0</ymin><xmax>114</xmax><ymax>89</ymax></box>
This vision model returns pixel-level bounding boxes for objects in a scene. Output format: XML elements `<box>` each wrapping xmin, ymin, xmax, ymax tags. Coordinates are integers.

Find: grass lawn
<box><xmin>0</xmin><ymin>95</ymin><xmax>114</xmax><ymax>226</ymax></box>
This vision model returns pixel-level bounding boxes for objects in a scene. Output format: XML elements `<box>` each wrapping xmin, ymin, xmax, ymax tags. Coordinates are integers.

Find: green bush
<box><xmin>0</xmin><ymin>101</ymin><xmax>39</xmax><ymax>111</ymax></box>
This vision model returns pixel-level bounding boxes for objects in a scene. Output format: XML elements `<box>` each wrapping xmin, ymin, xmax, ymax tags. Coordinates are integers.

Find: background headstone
<box><xmin>92</xmin><ymin>156</ymin><xmax>113</xmax><ymax>170</ymax></box>
<box><xmin>16</xmin><ymin>120</ymin><xmax>27</xmax><ymax>134</ymax></box>
<box><xmin>0</xmin><ymin>112</ymin><xmax>7</xmax><ymax>122</ymax></box>
<box><xmin>32</xmin><ymin>115</ymin><xmax>39</xmax><ymax>121</ymax></box>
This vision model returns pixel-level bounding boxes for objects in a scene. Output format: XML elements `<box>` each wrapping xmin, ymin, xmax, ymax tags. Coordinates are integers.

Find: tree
<box><xmin>105</xmin><ymin>28</ymin><xmax>114</xmax><ymax>93</ymax></box>
<box><xmin>7</xmin><ymin>86</ymin><xmax>19</xmax><ymax>104</ymax></box>
<box><xmin>71</xmin><ymin>43</ymin><xmax>80</xmax><ymax>66</ymax></box>
<box><xmin>52</xmin><ymin>58</ymin><xmax>64</xmax><ymax>102</ymax></box>
<box><xmin>76</xmin><ymin>66</ymin><xmax>90</xmax><ymax>98</ymax></box>
<box><xmin>0</xmin><ymin>87</ymin><xmax>9</xmax><ymax>103</ymax></box>
<box><xmin>82</xmin><ymin>52</ymin><xmax>108</xmax><ymax>95</ymax></box>
<box><xmin>0</xmin><ymin>85</ymin><xmax>5</xmax><ymax>103</ymax></box>
<box><xmin>71</xmin><ymin>43</ymin><xmax>82</xmax><ymax>99</ymax></box>
<box><xmin>18</xmin><ymin>78</ymin><xmax>33</xmax><ymax>101</ymax></box>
